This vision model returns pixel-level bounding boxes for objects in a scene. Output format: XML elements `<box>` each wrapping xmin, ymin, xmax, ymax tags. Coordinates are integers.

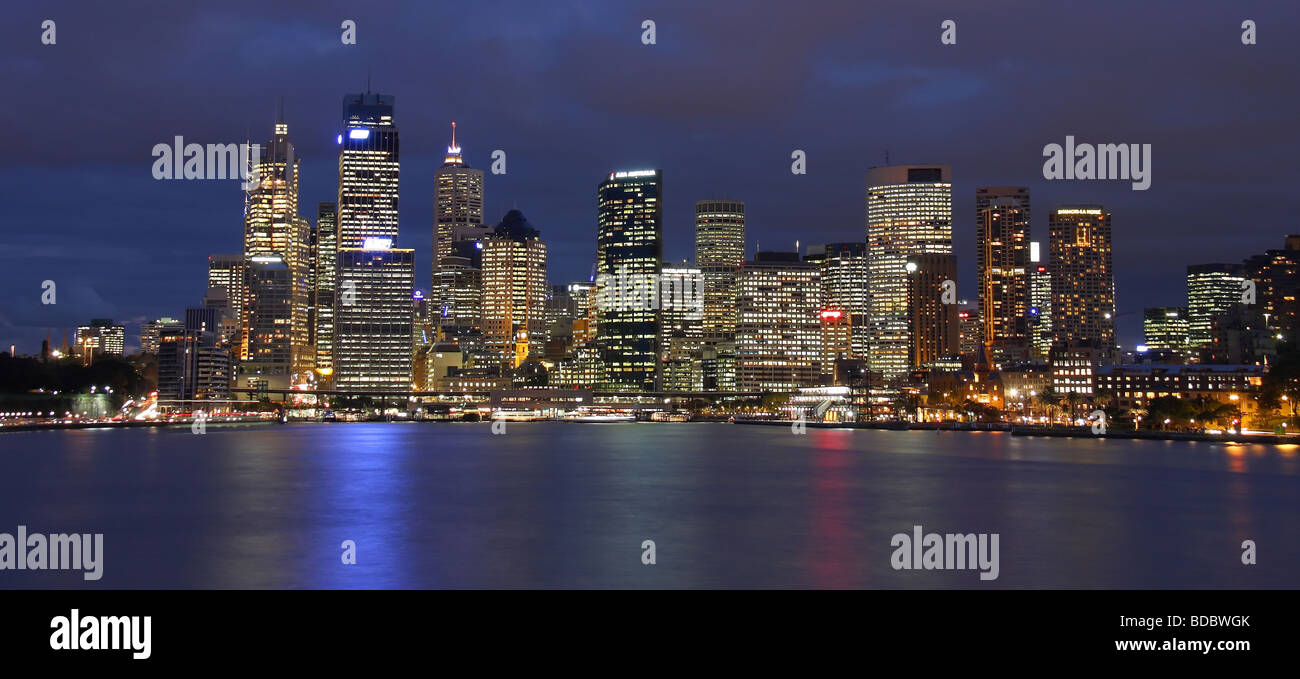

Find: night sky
<box><xmin>2</xmin><ymin>1</ymin><xmax>1296</xmax><ymax>352</ymax></box>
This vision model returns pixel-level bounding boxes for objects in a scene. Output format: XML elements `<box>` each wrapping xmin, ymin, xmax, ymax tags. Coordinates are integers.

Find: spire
<box><xmin>442</xmin><ymin>121</ymin><xmax>464</xmax><ymax>166</ymax></box>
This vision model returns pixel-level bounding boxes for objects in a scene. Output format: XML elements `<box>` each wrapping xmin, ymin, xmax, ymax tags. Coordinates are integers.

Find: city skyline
<box><xmin>4</xmin><ymin>3</ymin><xmax>1298</xmax><ymax>355</ymax></box>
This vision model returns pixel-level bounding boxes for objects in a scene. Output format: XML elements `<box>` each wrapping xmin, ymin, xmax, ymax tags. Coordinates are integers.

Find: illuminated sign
<box><xmin>348</xmin><ymin>128</ymin><xmax>370</xmax><ymax>140</ymax></box>
<box><xmin>362</xmin><ymin>237</ymin><xmax>392</xmax><ymax>250</ymax></box>
<box><xmin>819</xmin><ymin>309</ymin><xmax>843</xmax><ymax>321</ymax></box>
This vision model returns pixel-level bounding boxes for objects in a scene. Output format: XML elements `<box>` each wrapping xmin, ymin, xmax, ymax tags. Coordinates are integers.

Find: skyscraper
<box><xmin>806</xmin><ymin>242</ymin><xmax>870</xmax><ymax>360</ymax></box>
<box><xmin>975</xmin><ymin>186</ymin><xmax>1030</xmax><ymax>233</ymax></box>
<box><xmin>481</xmin><ymin>210</ymin><xmax>548</xmax><ymax>367</ymax></box>
<box><xmin>208</xmin><ymin>254</ymin><xmax>246</xmax><ymax>346</ymax></box>
<box><xmin>334</xmin><ymin>241</ymin><xmax>415</xmax><ymax>391</ymax></box>
<box><xmin>1186</xmin><ymin>263</ymin><xmax>1246</xmax><ymax>352</ymax></box>
<box><xmin>314</xmin><ymin>202</ymin><xmax>338</xmax><ymax>384</ymax></box>
<box><xmin>906</xmin><ymin>254</ymin><xmax>960</xmax><ymax>366</ymax></box>
<box><xmin>242</xmin><ymin>119</ymin><xmax>313</xmax><ymax>383</ymax></box>
<box><xmin>337</xmin><ymin>92</ymin><xmax>399</xmax><ymax>249</ymax></box>
<box><xmin>1029</xmin><ymin>262</ymin><xmax>1053</xmax><ymax>360</ymax></box>
<box><xmin>1048</xmin><ymin>205</ymin><xmax>1115</xmax><ymax>361</ymax></box>
<box><xmin>237</xmin><ymin>255</ymin><xmax>294</xmax><ymax>391</ymax></box>
<box><xmin>433</xmin><ymin>122</ymin><xmax>485</xmax><ymax>275</ymax></box>
<box><xmin>659</xmin><ymin>261</ymin><xmax>704</xmax><ymax>390</ymax></box>
<box><xmin>1242</xmin><ymin>235</ymin><xmax>1300</xmax><ymax>341</ymax></box>
<box><xmin>596</xmin><ymin>169</ymin><xmax>663</xmax><ymax>391</ymax></box>
<box><xmin>1143</xmin><ymin>306</ymin><xmax>1190</xmax><ymax>357</ymax></box>
<box><xmin>695</xmin><ymin>200</ymin><xmax>745</xmax><ymax>343</ymax></box>
<box><xmin>736</xmin><ymin>252</ymin><xmax>822</xmax><ymax>391</ymax></box>
<box><xmin>865</xmin><ymin>165</ymin><xmax>952</xmax><ymax>380</ymax></box>
<box><xmin>977</xmin><ymin>196</ymin><xmax>1031</xmax><ymax>364</ymax></box>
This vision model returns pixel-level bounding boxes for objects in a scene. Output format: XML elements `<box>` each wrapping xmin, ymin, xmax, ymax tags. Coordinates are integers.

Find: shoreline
<box><xmin>4</xmin><ymin>416</ymin><xmax>1296</xmax><ymax>445</ymax></box>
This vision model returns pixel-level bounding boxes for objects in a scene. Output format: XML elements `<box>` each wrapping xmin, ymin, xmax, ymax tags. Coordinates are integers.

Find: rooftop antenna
<box><xmin>366</xmin><ymin>68</ymin><xmax>372</xmax><ymax>93</ymax></box>
<box><xmin>885</xmin><ymin>149</ymin><xmax>890</xmax><ymax>165</ymax></box>
<box><xmin>278</xmin><ymin>96</ymin><xmax>285</xmax><ymax>123</ymax></box>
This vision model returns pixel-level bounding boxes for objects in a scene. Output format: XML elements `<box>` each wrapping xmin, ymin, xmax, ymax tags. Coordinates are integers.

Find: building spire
<box><xmin>443</xmin><ymin>121</ymin><xmax>464</xmax><ymax>166</ymax></box>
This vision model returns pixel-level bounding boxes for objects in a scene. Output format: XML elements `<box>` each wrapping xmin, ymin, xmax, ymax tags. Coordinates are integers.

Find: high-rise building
<box><xmin>314</xmin><ymin>202</ymin><xmax>338</xmax><ymax>384</ymax></box>
<box><xmin>865</xmin><ymin>165</ymin><xmax>953</xmax><ymax>380</ymax></box>
<box><xmin>806</xmin><ymin>242</ymin><xmax>870</xmax><ymax>360</ymax></box>
<box><xmin>433</xmin><ymin>122</ymin><xmax>485</xmax><ymax>279</ymax></box>
<box><xmin>334</xmin><ymin>242</ymin><xmax>415</xmax><ymax>391</ymax></box>
<box><xmin>736</xmin><ymin>252</ymin><xmax>822</xmax><ymax>391</ymax></box>
<box><xmin>236</xmin><ymin>255</ymin><xmax>294</xmax><ymax>391</ymax></box>
<box><xmin>695</xmin><ymin>200</ymin><xmax>745</xmax><ymax>343</ymax></box>
<box><xmin>1186</xmin><ymin>263</ymin><xmax>1246</xmax><ymax>352</ymax></box>
<box><xmin>975</xmin><ymin>186</ymin><xmax>1030</xmax><ymax>234</ymax></box>
<box><xmin>337</xmin><ymin>92</ymin><xmax>399</xmax><ymax>249</ymax></box>
<box><xmin>1242</xmin><ymin>235</ymin><xmax>1300</xmax><ymax>341</ymax></box>
<box><xmin>1029</xmin><ymin>259</ymin><xmax>1053</xmax><ymax>360</ymax></box>
<box><xmin>434</xmin><ymin>255</ymin><xmax>483</xmax><ymax>337</ymax></box>
<box><xmin>906</xmin><ymin>254</ymin><xmax>960</xmax><ymax>366</ymax></box>
<box><xmin>481</xmin><ymin>210</ymin><xmax>548</xmax><ymax>367</ymax></box>
<box><xmin>1048</xmin><ymin>206</ymin><xmax>1115</xmax><ymax>361</ymax></box>
<box><xmin>157</xmin><ymin>314</ymin><xmax>230</xmax><ymax>405</ymax></box>
<box><xmin>1143</xmin><ymin>306</ymin><xmax>1190</xmax><ymax>357</ymax></box>
<box><xmin>977</xmin><ymin>196</ymin><xmax>1031</xmax><ymax>364</ymax></box>
<box><xmin>596</xmin><ymin>169</ymin><xmax>663</xmax><ymax>391</ymax></box>
<box><xmin>207</xmin><ymin>254</ymin><xmax>246</xmax><ymax>339</ymax></box>
<box><xmin>140</xmin><ymin>317</ymin><xmax>181</xmax><ymax>354</ymax></box>
<box><xmin>242</xmin><ymin>119</ymin><xmax>313</xmax><ymax>382</ymax></box>
<box><xmin>74</xmin><ymin>319</ymin><xmax>125</xmax><ymax>360</ymax></box>
<box><xmin>659</xmin><ymin>261</ymin><xmax>704</xmax><ymax>389</ymax></box>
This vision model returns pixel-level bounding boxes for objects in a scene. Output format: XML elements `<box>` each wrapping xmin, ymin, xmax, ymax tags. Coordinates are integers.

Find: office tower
<box><xmin>141</xmin><ymin>317</ymin><xmax>181</xmax><ymax>354</ymax></box>
<box><xmin>242</xmin><ymin>119</ymin><xmax>313</xmax><ymax>381</ymax></box>
<box><xmin>433</xmin><ymin>122</ymin><xmax>486</xmax><ymax>276</ymax></box>
<box><xmin>806</xmin><ymin>242</ymin><xmax>870</xmax><ymax>360</ymax></box>
<box><xmin>906</xmin><ymin>254</ymin><xmax>960</xmax><ymax>366</ymax></box>
<box><xmin>596</xmin><ymin>169</ymin><xmax>663</xmax><ymax>391</ymax></box>
<box><xmin>434</xmin><ymin>255</ymin><xmax>482</xmax><ymax>336</ymax></box>
<box><xmin>1030</xmin><ymin>261</ymin><xmax>1053</xmax><ymax>360</ymax></box>
<box><xmin>237</xmin><ymin>255</ymin><xmax>294</xmax><ymax>391</ymax></box>
<box><xmin>207</xmin><ymin>254</ymin><xmax>246</xmax><ymax>336</ymax></box>
<box><xmin>977</xmin><ymin>197</ymin><xmax>1031</xmax><ymax>364</ymax></box>
<box><xmin>736</xmin><ymin>252</ymin><xmax>822</xmax><ymax>391</ymax></box>
<box><xmin>314</xmin><ymin>202</ymin><xmax>338</xmax><ymax>383</ymax></box>
<box><xmin>1049</xmin><ymin>343</ymin><xmax>1096</xmax><ymax>396</ymax></box>
<box><xmin>958</xmin><ymin>305</ymin><xmax>982</xmax><ymax>358</ymax></box>
<box><xmin>337</xmin><ymin>92</ymin><xmax>399</xmax><ymax>248</ymax></box>
<box><xmin>1242</xmin><ymin>235</ymin><xmax>1300</xmax><ymax>340</ymax></box>
<box><xmin>1186</xmin><ymin>263</ymin><xmax>1246</xmax><ymax>352</ymax></box>
<box><xmin>481</xmin><ymin>210</ymin><xmax>548</xmax><ymax>367</ymax></box>
<box><xmin>568</xmin><ymin>282</ymin><xmax>597</xmax><ymax>349</ymax></box>
<box><xmin>157</xmin><ymin>313</ymin><xmax>231</xmax><ymax>404</ymax></box>
<box><xmin>819</xmin><ymin>309</ymin><xmax>853</xmax><ymax>380</ymax></box>
<box><xmin>74</xmin><ymin>319</ymin><xmax>125</xmax><ymax>360</ymax></box>
<box><xmin>695</xmin><ymin>200</ymin><xmax>745</xmax><ymax>342</ymax></box>
<box><xmin>1048</xmin><ymin>205</ymin><xmax>1115</xmax><ymax>360</ymax></box>
<box><xmin>659</xmin><ymin>261</ymin><xmax>704</xmax><ymax>390</ymax></box>
<box><xmin>975</xmin><ymin>186</ymin><xmax>1030</xmax><ymax>233</ymax></box>
<box><xmin>334</xmin><ymin>241</ymin><xmax>415</xmax><ymax>391</ymax></box>
<box><xmin>544</xmin><ymin>284</ymin><xmax>578</xmax><ymax>361</ymax></box>
<box><xmin>1143</xmin><ymin>306</ymin><xmax>1190</xmax><ymax>357</ymax></box>
<box><xmin>865</xmin><ymin>165</ymin><xmax>953</xmax><ymax>380</ymax></box>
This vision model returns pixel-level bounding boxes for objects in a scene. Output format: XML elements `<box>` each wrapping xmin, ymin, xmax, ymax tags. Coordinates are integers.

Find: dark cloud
<box><xmin>0</xmin><ymin>0</ymin><xmax>1296</xmax><ymax>352</ymax></box>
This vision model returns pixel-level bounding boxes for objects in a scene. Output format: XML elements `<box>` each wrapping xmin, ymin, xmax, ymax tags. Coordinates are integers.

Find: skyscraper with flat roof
<box><xmin>334</xmin><ymin>243</ymin><xmax>415</xmax><ymax>391</ymax></box>
<box><xmin>977</xmin><ymin>197</ymin><xmax>1031</xmax><ymax>364</ymax></box>
<box><xmin>1049</xmin><ymin>205</ymin><xmax>1115</xmax><ymax>361</ymax></box>
<box><xmin>596</xmin><ymin>169</ymin><xmax>663</xmax><ymax>391</ymax></box>
<box><xmin>1186</xmin><ymin>263</ymin><xmax>1246</xmax><ymax>352</ymax></box>
<box><xmin>695</xmin><ymin>200</ymin><xmax>745</xmax><ymax>343</ymax></box>
<box><xmin>865</xmin><ymin>165</ymin><xmax>952</xmax><ymax>380</ymax></box>
<box><xmin>337</xmin><ymin>92</ymin><xmax>399</xmax><ymax>249</ymax></box>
